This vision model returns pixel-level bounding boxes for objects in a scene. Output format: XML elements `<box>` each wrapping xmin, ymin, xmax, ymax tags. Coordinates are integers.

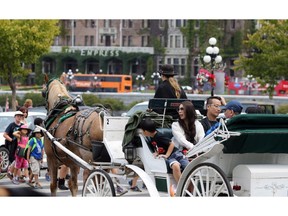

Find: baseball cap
<box><xmin>223</xmin><ymin>100</ymin><xmax>243</xmax><ymax>113</ymax></box>
<box><xmin>14</xmin><ymin>111</ymin><xmax>24</xmax><ymax>117</ymax></box>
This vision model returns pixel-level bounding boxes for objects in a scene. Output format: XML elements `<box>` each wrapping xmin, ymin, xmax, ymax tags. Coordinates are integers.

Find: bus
<box><xmin>64</xmin><ymin>74</ymin><xmax>132</xmax><ymax>93</ymax></box>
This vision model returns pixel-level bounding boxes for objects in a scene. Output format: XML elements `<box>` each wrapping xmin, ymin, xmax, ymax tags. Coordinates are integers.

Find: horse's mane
<box><xmin>49</xmin><ymin>78</ymin><xmax>71</xmax><ymax>99</ymax></box>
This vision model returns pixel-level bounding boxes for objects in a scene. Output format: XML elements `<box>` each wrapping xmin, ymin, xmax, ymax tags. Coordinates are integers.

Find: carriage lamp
<box><xmin>124</xmin><ymin>143</ymin><xmax>137</xmax><ymax>164</ymax></box>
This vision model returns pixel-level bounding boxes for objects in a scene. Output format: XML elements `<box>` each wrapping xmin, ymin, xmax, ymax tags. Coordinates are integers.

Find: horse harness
<box><xmin>44</xmin><ymin>92</ymin><xmax>109</xmax><ymax>162</ymax></box>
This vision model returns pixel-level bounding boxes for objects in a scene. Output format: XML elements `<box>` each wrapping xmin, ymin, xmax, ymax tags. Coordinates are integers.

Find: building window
<box><xmin>231</xmin><ymin>20</ymin><xmax>236</xmax><ymax>29</ymax></box>
<box><xmin>122</xmin><ymin>36</ymin><xmax>126</xmax><ymax>46</ymax></box>
<box><xmin>141</xmin><ymin>36</ymin><xmax>145</xmax><ymax>47</ymax></box>
<box><xmin>176</xmin><ymin>20</ymin><xmax>181</xmax><ymax>27</ymax></box>
<box><xmin>181</xmin><ymin>58</ymin><xmax>186</xmax><ymax>76</ymax></box>
<box><xmin>170</xmin><ymin>20</ymin><xmax>174</xmax><ymax>28</ymax></box>
<box><xmin>85</xmin><ymin>35</ymin><xmax>88</xmax><ymax>46</ymax></box>
<box><xmin>169</xmin><ymin>35</ymin><xmax>173</xmax><ymax>48</ymax></box>
<box><xmin>91</xmin><ymin>20</ymin><xmax>95</xmax><ymax>28</ymax></box>
<box><xmin>147</xmin><ymin>35</ymin><xmax>150</xmax><ymax>46</ymax></box>
<box><xmin>128</xmin><ymin>20</ymin><xmax>133</xmax><ymax>28</ymax></box>
<box><xmin>104</xmin><ymin>20</ymin><xmax>111</xmax><ymax>28</ymax></box>
<box><xmin>167</xmin><ymin>58</ymin><xmax>171</xmax><ymax>64</ymax></box>
<box><xmin>182</xmin><ymin>36</ymin><xmax>186</xmax><ymax>48</ymax></box>
<box><xmin>160</xmin><ymin>35</ymin><xmax>164</xmax><ymax>47</ymax></box>
<box><xmin>122</xmin><ymin>20</ymin><xmax>127</xmax><ymax>28</ymax></box>
<box><xmin>100</xmin><ymin>35</ymin><xmax>104</xmax><ymax>44</ymax></box>
<box><xmin>175</xmin><ymin>35</ymin><xmax>181</xmax><ymax>48</ymax></box>
<box><xmin>159</xmin><ymin>20</ymin><xmax>165</xmax><ymax>28</ymax></box>
<box><xmin>195</xmin><ymin>20</ymin><xmax>200</xmax><ymax>29</ymax></box>
<box><xmin>128</xmin><ymin>36</ymin><xmax>132</xmax><ymax>46</ymax></box>
<box><xmin>90</xmin><ymin>36</ymin><xmax>94</xmax><ymax>46</ymax></box>
<box><xmin>66</xmin><ymin>35</ymin><xmax>70</xmax><ymax>46</ymax></box>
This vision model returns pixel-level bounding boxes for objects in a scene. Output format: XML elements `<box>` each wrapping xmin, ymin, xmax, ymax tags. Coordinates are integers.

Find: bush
<box><xmin>277</xmin><ymin>104</ymin><xmax>288</xmax><ymax>114</ymax></box>
<box><xmin>22</xmin><ymin>93</ymin><xmax>45</xmax><ymax>107</ymax></box>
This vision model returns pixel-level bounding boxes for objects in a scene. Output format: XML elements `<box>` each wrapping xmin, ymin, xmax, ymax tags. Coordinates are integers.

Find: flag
<box><xmin>5</xmin><ymin>97</ymin><xmax>9</xmax><ymax>112</ymax></box>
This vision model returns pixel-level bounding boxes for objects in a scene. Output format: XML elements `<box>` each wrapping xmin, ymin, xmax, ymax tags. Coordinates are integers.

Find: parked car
<box><xmin>121</xmin><ymin>100</ymin><xmax>204</xmax><ymax>119</ymax></box>
<box><xmin>0</xmin><ymin>111</ymin><xmax>47</xmax><ymax>172</ymax></box>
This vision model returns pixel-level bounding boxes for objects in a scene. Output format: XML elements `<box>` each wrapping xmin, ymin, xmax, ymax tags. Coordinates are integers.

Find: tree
<box><xmin>0</xmin><ymin>20</ymin><xmax>59</xmax><ymax>110</ymax></box>
<box><xmin>234</xmin><ymin>20</ymin><xmax>288</xmax><ymax>98</ymax></box>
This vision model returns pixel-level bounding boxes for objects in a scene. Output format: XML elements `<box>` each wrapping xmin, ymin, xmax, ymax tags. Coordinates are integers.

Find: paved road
<box><xmin>0</xmin><ymin>168</ymin><xmax>149</xmax><ymax>197</ymax></box>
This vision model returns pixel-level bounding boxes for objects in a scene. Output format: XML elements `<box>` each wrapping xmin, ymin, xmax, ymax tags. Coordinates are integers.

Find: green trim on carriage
<box><xmin>223</xmin><ymin>114</ymin><xmax>288</xmax><ymax>154</ymax></box>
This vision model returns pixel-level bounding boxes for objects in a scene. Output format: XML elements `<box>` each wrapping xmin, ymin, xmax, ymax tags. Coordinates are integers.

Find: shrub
<box><xmin>277</xmin><ymin>104</ymin><xmax>288</xmax><ymax>114</ymax></box>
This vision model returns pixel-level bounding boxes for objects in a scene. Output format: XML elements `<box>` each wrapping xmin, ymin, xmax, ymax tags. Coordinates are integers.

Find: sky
<box><xmin>1</xmin><ymin>0</ymin><xmax>287</xmax><ymax>19</ymax></box>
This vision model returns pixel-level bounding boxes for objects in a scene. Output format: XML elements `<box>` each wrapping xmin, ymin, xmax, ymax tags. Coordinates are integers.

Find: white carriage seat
<box><xmin>137</xmin><ymin>133</ymin><xmax>168</xmax><ymax>174</ymax></box>
<box><xmin>102</xmin><ymin>116</ymin><xmax>130</xmax><ymax>165</ymax></box>
<box><xmin>136</xmin><ymin>127</ymin><xmax>173</xmax><ymax>174</ymax></box>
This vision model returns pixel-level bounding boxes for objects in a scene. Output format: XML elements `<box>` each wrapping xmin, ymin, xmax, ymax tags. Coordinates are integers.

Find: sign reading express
<box><xmin>65</xmin><ymin>48</ymin><xmax>120</xmax><ymax>57</ymax></box>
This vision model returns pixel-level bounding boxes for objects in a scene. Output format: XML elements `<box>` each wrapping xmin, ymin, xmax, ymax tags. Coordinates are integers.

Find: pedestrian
<box><xmin>26</xmin><ymin>127</ymin><xmax>44</xmax><ymax>189</ymax></box>
<box><xmin>12</xmin><ymin>124</ymin><xmax>31</xmax><ymax>184</ymax></box>
<box><xmin>171</xmin><ymin>101</ymin><xmax>205</xmax><ymax>155</ymax></box>
<box><xmin>3</xmin><ymin>111</ymin><xmax>24</xmax><ymax>180</ymax></box>
<box><xmin>153</xmin><ymin>64</ymin><xmax>187</xmax><ymax>119</ymax></box>
<box><xmin>23</xmin><ymin>99</ymin><xmax>33</xmax><ymax>109</ymax></box>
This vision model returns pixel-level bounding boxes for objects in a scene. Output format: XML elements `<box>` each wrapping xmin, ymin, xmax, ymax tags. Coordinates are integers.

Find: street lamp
<box><xmin>151</xmin><ymin>72</ymin><xmax>161</xmax><ymax>90</ymax></box>
<box><xmin>246</xmin><ymin>74</ymin><xmax>254</xmax><ymax>95</ymax></box>
<box><xmin>136</xmin><ymin>75</ymin><xmax>145</xmax><ymax>91</ymax></box>
<box><xmin>203</xmin><ymin>37</ymin><xmax>222</xmax><ymax>96</ymax></box>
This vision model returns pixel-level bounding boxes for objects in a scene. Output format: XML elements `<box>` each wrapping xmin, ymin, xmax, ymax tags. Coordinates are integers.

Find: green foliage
<box><xmin>234</xmin><ymin>20</ymin><xmax>288</xmax><ymax>98</ymax></box>
<box><xmin>81</xmin><ymin>93</ymin><xmax>126</xmax><ymax>111</ymax></box>
<box><xmin>22</xmin><ymin>93</ymin><xmax>45</xmax><ymax>107</ymax></box>
<box><xmin>277</xmin><ymin>104</ymin><xmax>288</xmax><ymax>114</ymax></box>
<box><xmin>0</xmin><ymin>94</ymin><xmax>21</xmax><ymax>107</ymax></box>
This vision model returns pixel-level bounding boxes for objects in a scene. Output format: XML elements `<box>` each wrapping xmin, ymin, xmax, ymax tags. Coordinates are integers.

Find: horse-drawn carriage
<box><xmin>42</xmin><ymin>76</ymin><xmax>288</xmax><ymax>197</ymax></box>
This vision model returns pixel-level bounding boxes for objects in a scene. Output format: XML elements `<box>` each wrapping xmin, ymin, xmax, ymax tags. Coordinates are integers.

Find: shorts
<box><xmin>30</xmin><ymin>156</ymin><xmax>41</xmax><ymax>175</ymax></box>
<box><xmin>166</xmin><ymin>150</ymin><xmax>189</xmax><ymax>171</ymax></box>
<box><xmin>15</xmin><ymin>155</ymin><xmax>29</xmax><ymax>169</ymax></box>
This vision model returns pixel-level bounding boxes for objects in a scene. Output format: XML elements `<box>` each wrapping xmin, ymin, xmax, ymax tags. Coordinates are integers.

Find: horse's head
<box><xmin>43</xmin><ymin>74</ymin><xmax>72</xmax><ymax>112</ymax></box>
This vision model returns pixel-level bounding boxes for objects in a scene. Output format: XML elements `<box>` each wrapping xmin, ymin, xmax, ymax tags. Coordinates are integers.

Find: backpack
<box><xmin>16</xmin><ymin>137</ymin><xmax>37</xmax><ymax>159</ymax></box>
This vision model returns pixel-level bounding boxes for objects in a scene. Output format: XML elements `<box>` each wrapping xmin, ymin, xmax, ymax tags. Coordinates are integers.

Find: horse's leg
<box><xmin>83</xmin><ymin>168</ymin><xmax>90</xmax><ymax>183</ymax></box>
<box><xmin>49</xmin><ymin>162</ymin><xmax>58</xmax><ymax>196</ymax></box>
<box><xmin>68</xmin><ymin>166</ymin><xmax>80</xmax><ymax>197</ymax></box>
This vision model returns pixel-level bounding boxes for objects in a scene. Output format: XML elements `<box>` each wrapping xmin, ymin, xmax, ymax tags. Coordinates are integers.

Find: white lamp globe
<box><xmin>215</xmin><ymin>55</ymin><xmax>222</xmax><ymax>63</ymax></box>
<box><xmin>209</xmin><ymin>37</ymin><xmax>217</xmax><ymax>46</ymax></box>
<box><xmin>213</xmin><ymin>46</ymin><xmax>219</xmax><ymax>54</ymax></box>
<box><xmin>206</xmin><ymin>47</ymin><xmax>213</xmax><ymax>54</ymax></box>
<box><xmin>203</xmin><ymin>55</ymin><xmax>211</xmax><ymax>63</ymax></box>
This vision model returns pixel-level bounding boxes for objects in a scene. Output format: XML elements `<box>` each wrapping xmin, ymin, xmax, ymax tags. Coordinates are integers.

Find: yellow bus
<box><xmin>65</xmin><ymin>74</ymin><xmax>132</xmax><ymax>93</ymax></box>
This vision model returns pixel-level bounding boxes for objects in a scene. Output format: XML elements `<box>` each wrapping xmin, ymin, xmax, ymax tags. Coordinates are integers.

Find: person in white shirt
<box><xmin>171</xmin><ymin>101</ymin><xmax>205</xmax><ymax>154</ymax></box>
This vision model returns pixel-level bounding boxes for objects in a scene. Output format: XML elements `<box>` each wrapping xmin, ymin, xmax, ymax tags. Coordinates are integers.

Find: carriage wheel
<box><xmin>178</xmin><ymin>162</ymin><xmax>233</xmax><ymax>197</ymax></box>
<box><xmin>82</xmin><ymin>169</ymin><xmax>116</xmax><ymax>197</ymax></box>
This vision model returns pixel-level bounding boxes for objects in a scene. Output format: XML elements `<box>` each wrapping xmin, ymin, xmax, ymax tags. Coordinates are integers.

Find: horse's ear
<box><xmin>44</xmin><ymin>74</ymin><xmax>49</xmax><ymax>84</ymax></box>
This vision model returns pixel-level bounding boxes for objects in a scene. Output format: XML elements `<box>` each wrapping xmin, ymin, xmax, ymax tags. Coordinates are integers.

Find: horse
<box><xmin>42</xmin><ymin>74</ymin><xmax>111</xmax><ymax>196</ymax></box>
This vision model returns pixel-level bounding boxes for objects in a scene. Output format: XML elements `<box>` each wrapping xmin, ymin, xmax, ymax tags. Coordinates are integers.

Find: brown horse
<box><xmin>43</xmin><ymin>74</ymin><xmax>111</xmax><ymax>196</ymax></box>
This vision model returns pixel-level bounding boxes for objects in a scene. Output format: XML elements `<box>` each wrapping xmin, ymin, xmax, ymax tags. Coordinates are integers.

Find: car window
<box><xmin>126</xmin><ymin>104</ymin><xmax>148</xmax><ymax>116</ymax></box>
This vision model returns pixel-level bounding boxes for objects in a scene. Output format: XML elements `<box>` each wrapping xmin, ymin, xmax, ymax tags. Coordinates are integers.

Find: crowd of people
<box><xmin>1</xmin><ymin>99</ymin><xmax>70</xmax><ymax>194</ymax></box>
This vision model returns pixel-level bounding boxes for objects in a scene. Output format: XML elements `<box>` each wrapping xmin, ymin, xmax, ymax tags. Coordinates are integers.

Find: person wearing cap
<box><xmin>223</xmin><ymin>100</ymin><xmax>243</xmax><ymax>119</ymax></box>
<box><xmin>12</xmin><ymin>124</ymin><xmax>31</xmax><ymax>184</ymax></box>
<box><xmin>26</xmin><ymin>127</ymin><xmax>44</xmax><ymax>189</ymax></box>
<box><xmin>3</xmin><ymin>111</ymin><xmax>25</xmax><ymax>180</ymax></box>
<box><xmin>153</xmin><ymin>64</ymin><xmax>187</xmax><ymax>119</ymax></box>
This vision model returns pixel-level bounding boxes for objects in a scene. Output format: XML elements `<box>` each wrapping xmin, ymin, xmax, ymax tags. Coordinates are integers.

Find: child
<box><xmin>26</xmin><ymin>127</ymin><xmax>44</xmax><ymax>189</ymax></box>
<box><xmin>12</xmin><ymin>124</ymin><xmax>31</xmax><ymax>184</ymax></box>
<box><xmin>139</xmin><ymin>118</ymin><xmax>189</xmax><ymax>194</ymax></box>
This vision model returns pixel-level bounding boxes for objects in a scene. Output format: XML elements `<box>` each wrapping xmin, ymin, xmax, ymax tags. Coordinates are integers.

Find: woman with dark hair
<box><xmin>171</xmin><ymin>101</ymin><xmax>205</xmax><ymax>154</ymax></box>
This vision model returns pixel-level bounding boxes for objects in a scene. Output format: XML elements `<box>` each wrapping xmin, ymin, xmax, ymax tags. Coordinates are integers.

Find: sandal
<box><xmin>28</xmin><ymin>182</ymin><xmax>35</xmax><ymax>187</ymax></box>
<box><xmin>34</xmin><ymin>183</ymin><xmax>43</xmax><ymax>189</ymax></box>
